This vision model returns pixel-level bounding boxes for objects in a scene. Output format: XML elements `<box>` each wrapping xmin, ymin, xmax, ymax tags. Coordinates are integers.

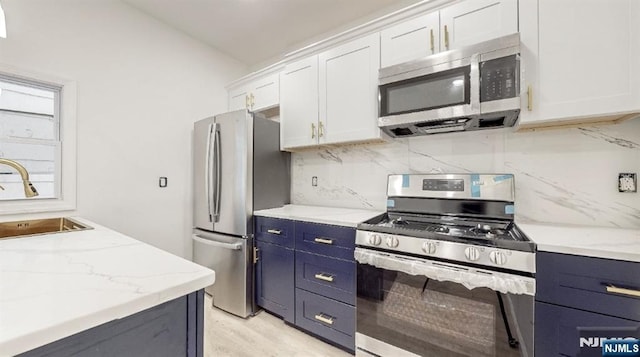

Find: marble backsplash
<box><xmin>291</xmin><ymin>119</ymin><xmax>640</xmax><ymax>228</ymax></box>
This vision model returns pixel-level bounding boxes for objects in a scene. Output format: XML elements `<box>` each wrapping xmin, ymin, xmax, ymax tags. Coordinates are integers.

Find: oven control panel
<box><xmin>423</xmin><ymin>179</ymin><xmax>464</xmax><ymax>192</ymax></box>
<box><xmin>355</xmin><ymin>229</ymin><xmax>535</xmax><ymax>274</ymax></box>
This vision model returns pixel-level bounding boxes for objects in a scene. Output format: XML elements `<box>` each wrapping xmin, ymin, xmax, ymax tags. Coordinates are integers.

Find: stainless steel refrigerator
<box><xmin>192</xmin><ymin>109</ymin><xmax>290</xmax><ymax>318</ymax></box>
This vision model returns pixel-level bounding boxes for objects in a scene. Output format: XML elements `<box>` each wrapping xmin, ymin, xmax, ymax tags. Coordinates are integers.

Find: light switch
<box><xmin>159</xmin><ymin>177</ymin><xmax>168</xmax><ymax>188</ymax></box>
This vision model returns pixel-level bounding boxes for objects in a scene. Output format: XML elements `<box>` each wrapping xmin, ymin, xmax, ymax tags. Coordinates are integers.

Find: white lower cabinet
<box><xmin>280</xmin><ymin>34</ymin><xmax>381</xmax><ymax>151</ymax></box>
<box><xmin>518</xmin><ymin>0</ymin><xmax>640</xmax><ymax>127</ymax></box>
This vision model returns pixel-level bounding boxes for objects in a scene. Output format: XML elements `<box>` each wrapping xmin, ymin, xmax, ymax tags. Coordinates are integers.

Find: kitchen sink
<box><xmin>0</xmin><ymin>217</ymin><xmax>92</xmax><ymax>240</ymax></box>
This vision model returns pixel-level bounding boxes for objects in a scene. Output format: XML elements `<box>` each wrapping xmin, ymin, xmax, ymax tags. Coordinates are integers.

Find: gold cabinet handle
<box><xmin>267</xmin><ymin>229</ymin><xmax>282</xmax><ymax>235</ymax></box>
<box><xmin>444</xmin><ymin>25</ymin><xmax>450</xmax><ymax>50</ymax></box>
<box><xmin>318</xmin><ymin>121</ymin><xmax>324</xmax><ymax>137</ymax></box>
<box><xmin>314</xmin><ymin>273</ymin><xmax>334</xmax><ymax>282</ymax></box>
<box><xmin>245</xmin><ymin>95</ymin><xmax>250</xmax><ymax>109</ymax></box>
<box><xmin>250</xmin><ymin>93</ymin><xmax>255</xmax><ymax>109</ymax></box>
<box><xmin>314</xmin><ymin>313</ymin><xmax>334</xmax><ymax>325</ymax></box>
<box><xmin>253</xmin><ymin>247</ymin><xmax>259</xmax><ymax>264</ymax></box>
<box><xmin>430</xmin><ymin>28</ymin><xmax>435</xmax><ymax>53</ymax></box>
<box><xmin>527</xmin><ymin>85</ymin><xmax>533</xmax><ymax>111</ymax></box>
<box><xmin>314</xmin><ymin>237</ymin><xmax>334</xmax><ymax>245</ymax></box>
<box><xmin>311</xmin><ymin>123</ymin><xmax>316</xmax><ymax>139</ymax></box>
<box><xmin>606</xmin><ymin>285</ymin><xmax>640</xmax><ymax>298</ymax></box>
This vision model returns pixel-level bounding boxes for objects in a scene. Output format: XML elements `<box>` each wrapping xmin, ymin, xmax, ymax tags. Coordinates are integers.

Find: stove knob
<box><xmin>490</xmin><ymin>251</ymin><xmax>507</xmax><ymax>265</ymax></box>
<box><xmin>386</xmin><ymin>237</ymin><xmax>399</xmax><ymax>248</ymax></box>
<box><xmin>464</xmin><ymin>247</ymin><xmax>480</xmax><ymax>261</ymax></box>
<box><xmin>422</xmin><ymin>241</ymin><xmax>437</xmax><ymax>255</ymax></box>
<box><xmin>368</xmin><ymin>234</ymin><xmax>382</xmax><ymax>246</ymax></box>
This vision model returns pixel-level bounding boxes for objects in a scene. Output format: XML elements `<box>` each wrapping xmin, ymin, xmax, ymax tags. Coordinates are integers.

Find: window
<box><xmin>0</xmin><ymin>66</ymin><xmax>76</xmax><ymax>214</ymax></box>
<box><xmin>0</xmin><ymin>76</ymin><xmax>60</xmax><ymax>200</ymax></box>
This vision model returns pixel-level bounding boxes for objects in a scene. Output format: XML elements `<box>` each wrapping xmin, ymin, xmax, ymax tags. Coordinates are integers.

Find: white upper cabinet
<box><xmin>319</xmin><ymin>34</ymin><xmax>381</xmax><ymax>145</ymax></box>
<box><xmin>380</xmin><ymin>0</ymin><xmax>517</xmax><ymax>67</ymax></box>
<box><xmin>440</xmin><ymin>0</ymin><xmax>518</xmax><ymax>51</ymax></box>
<box><xmin>380</xmin><ymin>12</ymin><xmax>440</xmax><ymax>68</ymax></box>
<box><xmin>518</xmin><ymin>0</ymin><xmax>640</xmax><ymax>127</ymax></box>
<box><xmin>280</xmin><ymin>34</ymin><xmax>381</xmax><ymax>150</ymax></box>
<box><xmin>280</xmin><ymin>57</ymin><xmax>319</xmax><ymax>150</ymax></box>
<box><xmin>228</xmin><ymin>73</ymin><xmax>280</xmax><ymax>112</ymax></box>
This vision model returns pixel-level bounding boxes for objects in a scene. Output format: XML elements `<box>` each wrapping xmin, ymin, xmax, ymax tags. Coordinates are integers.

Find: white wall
<box><xmin>0</xmin><ymin>0</ymin><xmax>248</xmax><ymax>258</ymax></box>
<box><xmin>292</xmin><ymin>119</ymin><xmax>640</xmax><ymax>229</ymax></box>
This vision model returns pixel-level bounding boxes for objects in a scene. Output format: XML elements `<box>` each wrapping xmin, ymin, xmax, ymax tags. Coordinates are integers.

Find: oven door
<box><xmin>355</xmin><ymin>248</ymin><xmax>534</xmax><ymax>357</ymax></box>
<box><xmin>378</xmin><ymin>55</ymin><xmax>480</xmax><ymax>132</ymax></box>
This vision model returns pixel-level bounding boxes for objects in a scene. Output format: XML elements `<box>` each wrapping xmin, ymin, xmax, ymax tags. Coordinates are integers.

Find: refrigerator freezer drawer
<box><xmin>192</xmin><ymin>231</ymin><xmax>252</xmax><ymax>318</ymax></box>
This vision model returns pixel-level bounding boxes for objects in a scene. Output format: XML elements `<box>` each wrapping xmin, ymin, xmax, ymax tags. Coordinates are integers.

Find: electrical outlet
<box><xmin>618</xmin><ymin>173</ymin><xmax>637</xmax><ymax>192</ymax></box>
<box><xmin>312</xmin><ymin>176</ymin><xmax>318</xmax><ymax>187</ymax></box>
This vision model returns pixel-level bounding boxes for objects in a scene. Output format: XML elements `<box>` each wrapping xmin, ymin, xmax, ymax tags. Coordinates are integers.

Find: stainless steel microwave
<box><xmin>378</xmin><ymin>33</ymin><xmax>521</xmax><ymax>137</ymax></box>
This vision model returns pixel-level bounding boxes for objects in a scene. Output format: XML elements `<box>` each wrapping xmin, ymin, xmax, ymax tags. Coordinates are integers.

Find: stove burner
<box><xmin>390</xmin><ymin>217</ymin><xmax>409</xmax><ymax>226</ymax></box>
<box><xmin>435</xmin><ymin>226</ymin><xmax>450</xmax><ymax>234</ymax></box>
<box><xmin>467</xmin><ymin>223</ymin><xmax>506</xmax><ymax>239</ymax></box>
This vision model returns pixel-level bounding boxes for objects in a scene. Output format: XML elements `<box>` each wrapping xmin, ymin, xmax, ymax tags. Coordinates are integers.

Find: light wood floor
<box><xmin>203</xmin><ymin>295</ymin><xmax>352</xmax><ymax>357</ymax></box>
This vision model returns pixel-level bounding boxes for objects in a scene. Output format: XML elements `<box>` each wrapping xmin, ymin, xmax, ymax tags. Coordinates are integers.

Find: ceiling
<box><xmin>123</xmin><ymin>0</ymin><xmax>423</xmax><ymax>68</ymax></box>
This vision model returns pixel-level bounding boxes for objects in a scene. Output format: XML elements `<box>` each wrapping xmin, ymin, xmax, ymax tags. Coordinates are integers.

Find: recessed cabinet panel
<box><xmin>319</xmin><ymin>33</ymin><xmax>381</xmax><ymax>145</ymax></box>
<box><xmin>280</xmin><ymin>56</ymin><xmax>319</xmax><ymax>150</ymax></box>
<box><xmin>380</xmin><ymin>12</ymin><xmax>440</xmax><ymax>68</ymax></box>
<box><xmin>519</xmin><ymin>0</ymin><xmax>640</xmax><ymax>126</ymax></box>
<box><xmin>228</xmin><ymin>87</ymin><xmax>249</xmax><ymax>111</ymax></box>
<box><xmin>439</xmin><ymin>0</ymin><xmax>518</xmax><ymax>51</ymax></box>
<box><xmin>251</xmin><ymin>74</ymin><xmax>279</xmax><ymax>111</ymax></box>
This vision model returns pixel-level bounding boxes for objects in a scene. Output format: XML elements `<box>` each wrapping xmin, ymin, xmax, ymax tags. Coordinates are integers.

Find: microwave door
<box><xmin>378</xmin><ymin>54</ymin><xmax>480</xmax><ymax>129</ymax></box>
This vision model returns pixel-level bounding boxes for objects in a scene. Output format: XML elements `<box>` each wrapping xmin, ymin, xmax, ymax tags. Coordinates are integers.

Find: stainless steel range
<box><xmin>355</xmin><ymin>174</ymin><xmax>535</xmax><ymax>357</ymax></box>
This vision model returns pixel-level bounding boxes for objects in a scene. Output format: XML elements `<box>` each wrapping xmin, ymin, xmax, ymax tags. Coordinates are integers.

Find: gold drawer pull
<box><xmin>314</xmin><ymin>273</ymin><xmax>334</xmax><ymax>282</ymax></box>
<box><xmin>606</xmin><ymin>285</ymin><xmax>640</xmax><ymax>298</ymax></box>
<box><xmin>267</xmin><ymin>229</ymin><xmax>282</xmax><ymax>235</ymax></box>
<box><xmin>314</xmin><ymin>313</ymin><xmax>334</xmax><ymax>325</ymax></box>
<box><xmin>314</xmin><ymin>237</ymin><xmax>334</xmax><ymax>245</ymax></box>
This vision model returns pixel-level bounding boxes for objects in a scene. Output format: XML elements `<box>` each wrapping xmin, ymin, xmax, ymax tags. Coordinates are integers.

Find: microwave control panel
<box><xmin>480</xmin><ymin>55</ymin><xmax>519</xmax><ymax>102</ymax></box>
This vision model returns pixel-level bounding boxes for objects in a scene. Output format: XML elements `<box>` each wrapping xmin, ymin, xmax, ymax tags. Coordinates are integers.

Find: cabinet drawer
<box><xmin>296</xmin><ymin>251</ymin><xmax>355</xmax><ymax>305</ymax></box>
<box><xmin>535</xmin><ymin>301</ymin><xmax>640</xmax><ymax>357</ymax></box>
<box><xmin>255</xmin><ymin>217</ymin><xmax>294</xmax><ymax>248</ymax></box>
<box><xmin>295</xmin><ymin>222</ymin><xmax>355</xmax><ymax>260</ymax></box>
<box><xmin>295</xmin><ymin>288</ymin><xmax>355</xmax><ymax>351</ymax></box>
<box><xmin>537</xmin><ymin>252</ymin><xmax>640</xmax><ymax>321</ymax></box>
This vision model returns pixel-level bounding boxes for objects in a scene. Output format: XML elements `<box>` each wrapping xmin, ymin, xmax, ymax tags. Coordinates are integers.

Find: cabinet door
<box><xmin>380</xmin><ymin>12</ymin><xmax>440</xmax><ymax>68</ymax></box>
<box><xmin>519</xmin><ymin>0</ymin><xmax>640</xmax><ymax>127</ymax></box>
<box><xmin>439</xmin><ymin>0</ymin><xmax>518</xmax><ymax>51</ymax></box>
<box><xmin>228</xmin><ymin>86</ymin><xmax>249</xmax><ymax>111</ymax></box>
<box><xmin>255</xmin><ymin>240</ymin><xmax>295</xmax><ymax>323</ymax></box>
<box><xmin>319</xmin><ymin>33</ymin><xmax>381</xmax><ymax>145</ymax></box>
<box><xmin>250</xmin><ymin>73</ymin><xmax>279</xmax><ymax>112</ymax></box>
<box><xmin>535</xmin><ymin>302</ymin><xmax>640</xmax><ymax>357</ymax></box>
<box><xmin>280</xmin><ymin>56</ymin><xmax>319</xmax><ymax>150</ymax></box>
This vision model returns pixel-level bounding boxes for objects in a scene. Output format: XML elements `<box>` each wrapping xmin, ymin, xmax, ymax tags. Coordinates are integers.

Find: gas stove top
<box><xmin>360</xmin><ymin>212</ymin><xmax>533</xmax><ymax>252</ymax></box>
<box><xmin>355</xmin><ymin>174</ymin><xmax>536</xmax><ymax>274</ymax></box>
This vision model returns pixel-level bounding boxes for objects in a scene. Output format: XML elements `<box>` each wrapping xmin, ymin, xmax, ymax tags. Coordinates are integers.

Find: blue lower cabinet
<box><xmin>255</xmin><ymin>240</ymin><xmax>295</xmax><ymax>323</ymax></box>
<box><xmin>19</xmin><ymin>290</ymin><xmax>205</xmax><ymax>357</ymax></box>
<box><xmin>295</xmin><ymin>288</ymin><xmax>356</xmax><ymax>352</ymax></box>
<box><xmin>295</xmin><ymin>221</ymin><xmax>356</xmax><ymax>261</ymax></box>
<box><xmin>295</xmin><ymin>250</ymin><xmax>355</xmax><ymax>305</ymax></box>
<box><xmin>535</xmin><ymin>301</ymin><xmax>640</xmax><ymax>357</ymax></box>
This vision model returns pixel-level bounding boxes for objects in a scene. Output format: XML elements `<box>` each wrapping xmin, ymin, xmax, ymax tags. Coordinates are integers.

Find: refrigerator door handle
<box><xmin>193</xmin><ymin>234</ymin><xmax>242</xmax><ymax>250</ymax></box>
<box><xmin>213</xmin><ymin>124</ymin><xmax>222</xmax><ymax>222</ymax></box>
<box><xmin>205</xmin><ymin>123</ymin><xmax>214</xmax><ymax>222</ymax></box>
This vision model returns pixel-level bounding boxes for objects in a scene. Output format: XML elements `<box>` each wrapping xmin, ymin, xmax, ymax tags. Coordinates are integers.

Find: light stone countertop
<box><xmin>254</xmin><ymin>204</ymin><xmax>383</xmax><ymax>228</ymax></box>
<box><xmin>0</xmin><ymin>218</ymin><xmax>215</xmax><ymax>356</ymax></box>
<box><xmin>517</xmin><ymin>222</ymin><xmax>640</xmax><ymax>263</ymax></box>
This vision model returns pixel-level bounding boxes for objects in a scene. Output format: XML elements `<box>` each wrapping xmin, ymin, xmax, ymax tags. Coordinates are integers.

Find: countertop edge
<box><xmin>254</xmin><ymin>205</ymin><xmax>383</xmax><ymax>228</ymax></box>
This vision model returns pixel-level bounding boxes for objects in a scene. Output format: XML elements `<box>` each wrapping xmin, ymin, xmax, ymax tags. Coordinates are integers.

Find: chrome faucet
<box><xmin>0</xmin><ymin>159</ymin><xmax>39</xmax><ymax>198</ymax></box>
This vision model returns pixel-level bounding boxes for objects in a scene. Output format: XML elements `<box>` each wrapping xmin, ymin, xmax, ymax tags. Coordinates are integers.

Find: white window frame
<box><xmin>0</xmin><ymin>64</ymin><xmax>77</xmax><ymax>214</ymax></box>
